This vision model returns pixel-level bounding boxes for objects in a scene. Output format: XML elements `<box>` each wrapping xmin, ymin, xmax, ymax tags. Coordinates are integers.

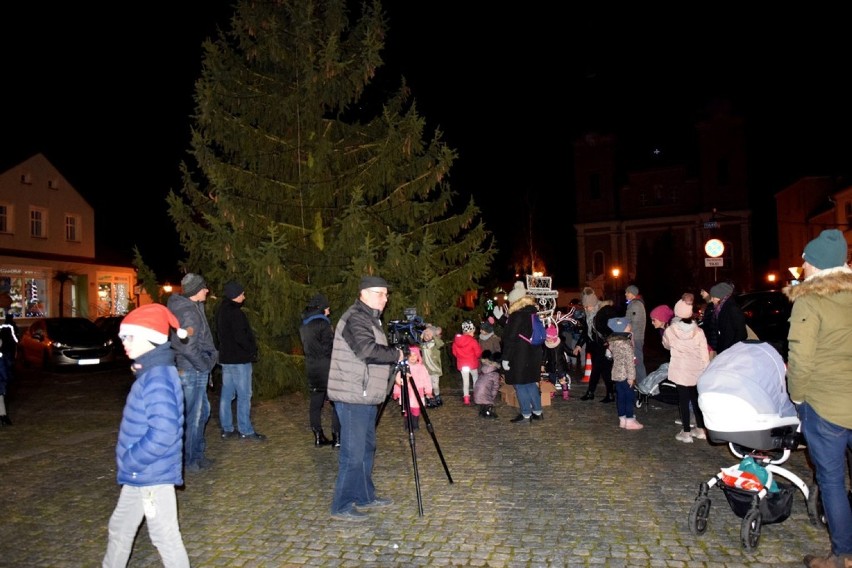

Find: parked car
<box><xmin>94</xmin><ymin>315</ymin><xmax>128</xmax><ymax>362</ymax></box>
<box><xmin>18</xmin><ymin>317</ymin><xmax>117</xmax><ymax>370</ymax></box>
<box><xmin>735</xmin><ymin>290</ymin><xmax>792</xmax><ymax>361</ymax></box>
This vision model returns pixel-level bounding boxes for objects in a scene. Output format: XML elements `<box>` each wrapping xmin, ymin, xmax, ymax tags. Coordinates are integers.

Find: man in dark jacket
<box><xmin>216</xmin><ymin>280</ymin><xmax>265</xmax><ymax>442</ymax></box>
<box><xmin>326</xmin><ymin>275</ymin><xmax>403</xmax><ymax>522</ymax></box>
<box><xmin>168</xmin><ymin>273</ymin><xmax>218</xmax><ymax>473</ymax></box>
<box><xmin>299</xmin><ymin>293</ymin><xmax>339</xmax><ymax>447</ymax></box>
<box><xmin>502</xmin><ymin>282</ymin><xmax>545</xmax><ymax>423</ymax></box>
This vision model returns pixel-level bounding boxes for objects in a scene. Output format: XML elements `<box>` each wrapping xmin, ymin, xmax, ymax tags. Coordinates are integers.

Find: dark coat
<box><xmin>299</xmin><ymin>308</ymin><xmax>334</xmax><ymax>390</ymax></box>
<box><xmin>501</xmin><ymin>297</ymin><xmax>543</xmax><ymax>385</ymax></box>
<box><xmin>709</xmin><ymin>298</ymin><xmax>747</xmax><ymax>353</ymax></box>
<box><xmin>215</xmin><ymin>298</ymin><xmax>257</xmax><ymax>364</ymax></box>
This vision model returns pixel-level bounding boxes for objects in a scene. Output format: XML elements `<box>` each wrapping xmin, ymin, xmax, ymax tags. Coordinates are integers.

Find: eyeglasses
<box><xmin>366</xmin><ymin>289</ymin><xmax>388</xmax><ymax>298</ymax></box>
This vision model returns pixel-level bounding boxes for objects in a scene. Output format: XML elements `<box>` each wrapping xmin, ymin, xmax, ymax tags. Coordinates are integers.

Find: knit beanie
<box><xmin>223</xmin><ymin>280</ymin><xmax>245</xmax><ymax>300</ymax></box>
<box><xmin>625</xmin><ymin>285</ymin><xmax>639</xmax><ymax>296</ymax></box>
<box><xmin>544</xmin><ymin>324</ymin><xmax>560</xmax><ymax>346</ymax></box>
<box><xmin>461</xmin><ymin>320</ymin><xmax>475</xmax><ymax>333</ymax></box>
<box><xmin>649</xmin><ymin>304</ymin><xmax>674</xmax><ymax>324</ymax></box>
<box><xmin>673</xmin><ymin>300</ymin><xmax>693</xmax><ymax>319</ymax></box>
<box><xmin>307</xmin><ymin>293</ymin><xmax>329</xmax><ymax>310</ymax></box>
<box><xmin>709</xmin><ymin>282</ymin><xmax>734</xmax><ymax>300</ymax></box>
<box><xmin>581</xmin><ymin>287</ymin><xmax>599</xmax><ymax>308</ymax></box>
<box><xmin>480</xmin><ymin>320</ymin><xmax>493</xmax><ymax>333</ymax></box>
<box><xmin>803</xmin><ymin>228</ymin><xmax>849</xmax><ymax>269</ymax></box>
<box><xmin>607</xmin><ymin>317</ymin><xmax>629</xmax><ymax>334</ymax></box>
<box><xmin>507</xmin><ymin>280</ymin><xmax>527</xmax><ymax>304</ymax></box>
<box><xmin>181</xmin><ymin>273</ymin><xmax>207</xmax><ymax>297</ymax></box>
<box><xmin>120</xmin><ymin>303</ymin><xmax>187</xmax><ymax>345</ymax></box>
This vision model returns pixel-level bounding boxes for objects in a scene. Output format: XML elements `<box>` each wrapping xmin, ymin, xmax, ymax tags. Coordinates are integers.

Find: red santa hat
<box><xmin>120</xmin><ymin>303</ymin><xmax>187</xmax><ymax>345</ymax></box>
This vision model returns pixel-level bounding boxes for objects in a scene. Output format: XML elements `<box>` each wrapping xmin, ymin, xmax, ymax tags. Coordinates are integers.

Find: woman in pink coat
<box><xmin>662</xmin><ymin>300</ymin><xmax>710</xmax><ymax>443</ymax></box>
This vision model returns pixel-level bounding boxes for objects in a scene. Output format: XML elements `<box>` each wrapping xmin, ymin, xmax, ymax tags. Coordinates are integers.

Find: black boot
<box><xmin>599</xmin><ymin>394</ymin><xmax>614</xmax><ymax>403</ymax></box>
<box><xmin>0</xmin><ymin>415</ymin><xmax>10</xmax><ymax>426</ymax></box>
<box><xmin>331</xmin><ymin>431</ymin><xmax>340</xmax><ymax>448</ymax></box>
<box><xmin>433</xmin><ymin>395</ymin><xmax>443</xmax><ymax>407</ymax></box>
<box><xmin>313</xmin><ymin>429</ymin><xmax>331</xmax><ymax>446</ymax></box>
<box><xmin>580</xmin><ymin>391</ymin><xmax>594</xmax><ymax>401</ymax></box>
<box><xmin>484</xmin><ymin>405</ymin><xmax>497</xmax><ymax>419</ymax></box>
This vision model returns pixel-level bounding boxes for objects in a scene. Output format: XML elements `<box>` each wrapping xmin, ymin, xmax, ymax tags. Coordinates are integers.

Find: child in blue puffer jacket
<box><xmin>103</xmin><ymin>304</ymin><xmax>190</xmax><ymax>567</ymax></box>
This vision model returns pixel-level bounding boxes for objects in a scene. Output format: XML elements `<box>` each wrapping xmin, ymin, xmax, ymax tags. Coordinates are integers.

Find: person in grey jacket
<box><xmin>168</xmin><ymin>273</ymin><xmax>218</xmax><ymax>473</ymax></box>
<box><xmin>326</xmin><ymin>275</ymin><xmax>403</xmax><ymax>522</ymax></box>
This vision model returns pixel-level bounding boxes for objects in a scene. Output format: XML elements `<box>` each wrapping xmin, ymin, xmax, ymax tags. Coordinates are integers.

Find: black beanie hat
<box><xmin>223</xmin><ymin>280</ymin><xmax>245</xmax><ymax>300</ymax></box>
<box><xmin>308</xmin><ymin>293</ymin><xmax>329</xmax><ymax>310</ymax></box>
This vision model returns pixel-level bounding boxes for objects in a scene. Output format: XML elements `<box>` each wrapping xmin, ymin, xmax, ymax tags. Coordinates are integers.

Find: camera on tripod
<box><xmin>387</xmin><ymin>307</ymin><xmax>426</xmax><ymax>349</ymax></box>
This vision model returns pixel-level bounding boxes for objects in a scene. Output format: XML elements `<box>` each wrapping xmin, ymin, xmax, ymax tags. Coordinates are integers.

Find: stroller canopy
<box><xmin>698</xmin><ymin>341</ymin><xmax>798</xmax><ymax>446</ymax></box>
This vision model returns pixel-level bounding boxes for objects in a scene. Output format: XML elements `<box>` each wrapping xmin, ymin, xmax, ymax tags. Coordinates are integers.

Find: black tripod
<box><xmin>377</xmin><ymin>356</ymin><xmax>453</xmax><ymax>516</ymax></box>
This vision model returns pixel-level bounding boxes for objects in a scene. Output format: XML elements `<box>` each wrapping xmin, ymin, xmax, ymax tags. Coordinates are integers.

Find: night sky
<box><xmin>3</xmin><ymin>4</ymin><xmax>850</xmax><ymax>286</ymax></box>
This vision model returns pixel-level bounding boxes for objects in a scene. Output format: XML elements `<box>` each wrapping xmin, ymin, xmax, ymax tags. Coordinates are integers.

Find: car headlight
<box><xmin>53</xmin><ymin>341</ymin><xmax>67</xmax><ymax>348</ymax></box>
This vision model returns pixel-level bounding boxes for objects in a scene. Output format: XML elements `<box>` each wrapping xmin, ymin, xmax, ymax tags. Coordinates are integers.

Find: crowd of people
<box><xmin>86</xmin><ymin>228</ymin><xmax>852</xmax><ymax>565</ymax></box>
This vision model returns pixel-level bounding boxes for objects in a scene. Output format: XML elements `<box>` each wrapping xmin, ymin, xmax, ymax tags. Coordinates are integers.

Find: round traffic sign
<box><xmin>705</xmin><ymin>238</ymin><xmax>725</xmax><ymax>258</ymax></box>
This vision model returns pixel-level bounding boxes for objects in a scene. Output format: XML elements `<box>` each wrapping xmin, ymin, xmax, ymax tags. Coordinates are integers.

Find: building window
<box><xmin>65</xmin><ymin>214</ymin><xmax>80</xmax><ymax>242</ymax></box>
<box><xmin>593</xmin><ymin>250</ymin><xmax>605</xmax><ymax>276</ymax></box>
<box><xmin>0</xmin><ymin>204</ymin><xmax>8</xmax><ymax>233</ymax></box>
<box><xmin>0</xmin><ymin>276</ymin><xmax>26</xmax><ymax>318</ymax></box>
<box><xmin>24</xmin><ymin>277</ymin><xmax>47</xmax><ymax>317</ymax></box>
<box><xmin>30</xmin><ymin>208</ymin><xmax>47</xmax><ymax>238</ymax></box>
<box><xmin>589</xmin><ymin>172</ymin><xmax>601</xmax><ymax>200</ymax></box>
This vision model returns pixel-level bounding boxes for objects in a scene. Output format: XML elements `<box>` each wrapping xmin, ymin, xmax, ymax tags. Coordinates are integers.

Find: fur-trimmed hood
<box><xmin>784</xmin><ymin>265</ymin><xmax>852</xmax><ymax>302</ymax></box>
<box><xmin>508</xmin><ymin>294</ymin><xmax>537</xmax><ymax>314</ymax></box>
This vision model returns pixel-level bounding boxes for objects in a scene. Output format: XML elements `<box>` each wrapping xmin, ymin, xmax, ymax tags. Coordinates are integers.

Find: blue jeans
<box><xmin>514</xmin><ymin>382</ymin><xmax>542</xmax><ymax>417</ymax></box>
<box><xmin>615</xmin><ymin>380</ymin><xmax>635</xmax><ymax>419</ymax></box>
<box><xmin>219</xmin><ymin>363</ymin><xmax>256</xmax><ymax>435</ymax></box>
<box><xmin>180</xmin><ymin>370</ymin><xmax>210</xmax><ymax>467</ymax></box>
<box><xmin>331</xmin><ymin>402</ymin><xmax>378</xmax><ymax>514</ymax></box>
<box><xmin>799</xmin><ymin>402</ymin><xmax>852</xmax><ymax>555</ymax></box>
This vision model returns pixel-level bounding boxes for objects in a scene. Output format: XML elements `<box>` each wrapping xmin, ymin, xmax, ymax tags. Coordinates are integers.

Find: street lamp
<box><xmin>611</xmin><ymin>267</ymin><xmax>621</xmax><ymax>303</ymax></box>
<box><xmin>162</xmin><ymin>283</ymin><xmax>173</xmax><ymax>294</ymax></box>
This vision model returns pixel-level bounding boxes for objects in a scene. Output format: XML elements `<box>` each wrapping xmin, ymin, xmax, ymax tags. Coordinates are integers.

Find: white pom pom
<box><xmin>176</xmin><ymin>328</ymin><xmax>188</xmax><ymax>339</ymax></box>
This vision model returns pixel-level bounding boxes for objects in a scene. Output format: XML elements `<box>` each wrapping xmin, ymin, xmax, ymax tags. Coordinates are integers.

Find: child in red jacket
<box><xmin>452</xmin><ymin>320</ymin><xmax>482</xmax><ymax>406</ymax></box>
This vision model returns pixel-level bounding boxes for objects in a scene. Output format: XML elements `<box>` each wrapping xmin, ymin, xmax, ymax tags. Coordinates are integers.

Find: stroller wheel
<box><xmin>688</xmin><ymin>496</ymin><xmax>711</xmax><ymax>536</ymax></box>
<box><xmin>635</xmin><ymin>395</ymin><xmax>645</xmax><ymax>409</ymax></box>
<box><xmin>740</xmin><ymin>509</ymin><xmax>762</xmax><ymax>551</ymax></box>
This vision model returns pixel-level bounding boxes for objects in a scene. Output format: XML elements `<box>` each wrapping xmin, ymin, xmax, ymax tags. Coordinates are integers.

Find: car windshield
<box><xmin>46</xmin><ymin>319</ymin><xmax>98</xmax><ymax>336</ymax></box>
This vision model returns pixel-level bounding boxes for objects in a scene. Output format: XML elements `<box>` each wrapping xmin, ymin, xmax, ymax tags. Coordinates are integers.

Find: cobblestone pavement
<box><xmin>0</xmin><ymin>363</ymin><xmax>831</xmax><ymax>567</ymax></box>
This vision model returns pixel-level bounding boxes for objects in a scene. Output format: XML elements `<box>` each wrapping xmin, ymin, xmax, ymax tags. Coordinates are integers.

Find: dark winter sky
<box><xmin>3</xmin><ymin>4</ymin><xmax>851</xmax><ymax>286</ymax></box>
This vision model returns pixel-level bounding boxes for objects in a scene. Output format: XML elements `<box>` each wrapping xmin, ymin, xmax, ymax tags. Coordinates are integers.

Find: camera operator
<box><xmin>326</xmin><ymin>275</ymin><xmax>404</xmax><ymax>522</ymax></box>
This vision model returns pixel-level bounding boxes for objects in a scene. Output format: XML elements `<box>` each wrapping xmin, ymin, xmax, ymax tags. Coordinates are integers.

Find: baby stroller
<box><xmin>634</xmin><ymin>362</ymin><xmax>679</xmax><ymax>408</ymax></box>
<box><xmin>686</xmin><ymin>341</ymin><xmax>820</xmax><ymax>552</ymax></box>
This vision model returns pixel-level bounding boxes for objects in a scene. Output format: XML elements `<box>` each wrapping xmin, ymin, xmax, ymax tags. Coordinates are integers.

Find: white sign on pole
<box><xmin>705</xmin><ymin>257</ymin><xmax>724</xmax><ymax>267</ymax></box>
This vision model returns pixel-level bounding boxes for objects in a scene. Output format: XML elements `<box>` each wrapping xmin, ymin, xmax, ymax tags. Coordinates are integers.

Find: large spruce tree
<box><xmin>158</xmin><ymin>0</ymin><xmax>494</xmax><ymax>396</ymax></box>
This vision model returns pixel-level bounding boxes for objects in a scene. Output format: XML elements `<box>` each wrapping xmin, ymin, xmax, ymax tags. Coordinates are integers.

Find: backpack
<box><xmin>519</xmin><ymin>312</ymin><xmax>546</xmax><ymax>346</ymax></box>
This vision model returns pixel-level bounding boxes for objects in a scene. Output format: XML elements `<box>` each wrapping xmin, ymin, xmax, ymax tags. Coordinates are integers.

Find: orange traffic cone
<box><xmin>582</xmin><ymin>353</ymin><xmax>592</xmax><ymax>383</ymax></box>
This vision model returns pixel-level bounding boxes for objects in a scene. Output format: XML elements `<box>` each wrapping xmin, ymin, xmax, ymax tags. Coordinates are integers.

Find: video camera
<box><xmin>387</xmin><ymin>307</ymin><xmax>426</xmax><ymax>349</ymax></box>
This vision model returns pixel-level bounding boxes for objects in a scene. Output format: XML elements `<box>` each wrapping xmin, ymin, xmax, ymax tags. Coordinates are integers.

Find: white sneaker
<box><xmin>691</xmin><ymin>428</ymin><xmax>707</xmax><ymax>440</ymax></box>
<box><xmin>675</xmin><ymin>431</ymin><xmax>694</xmax><ymax>443</ymax></box>
<box><xmin>619</xmin><ymin>416</ymin><xmax>627</xmax><ymax>428</ymax></box>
